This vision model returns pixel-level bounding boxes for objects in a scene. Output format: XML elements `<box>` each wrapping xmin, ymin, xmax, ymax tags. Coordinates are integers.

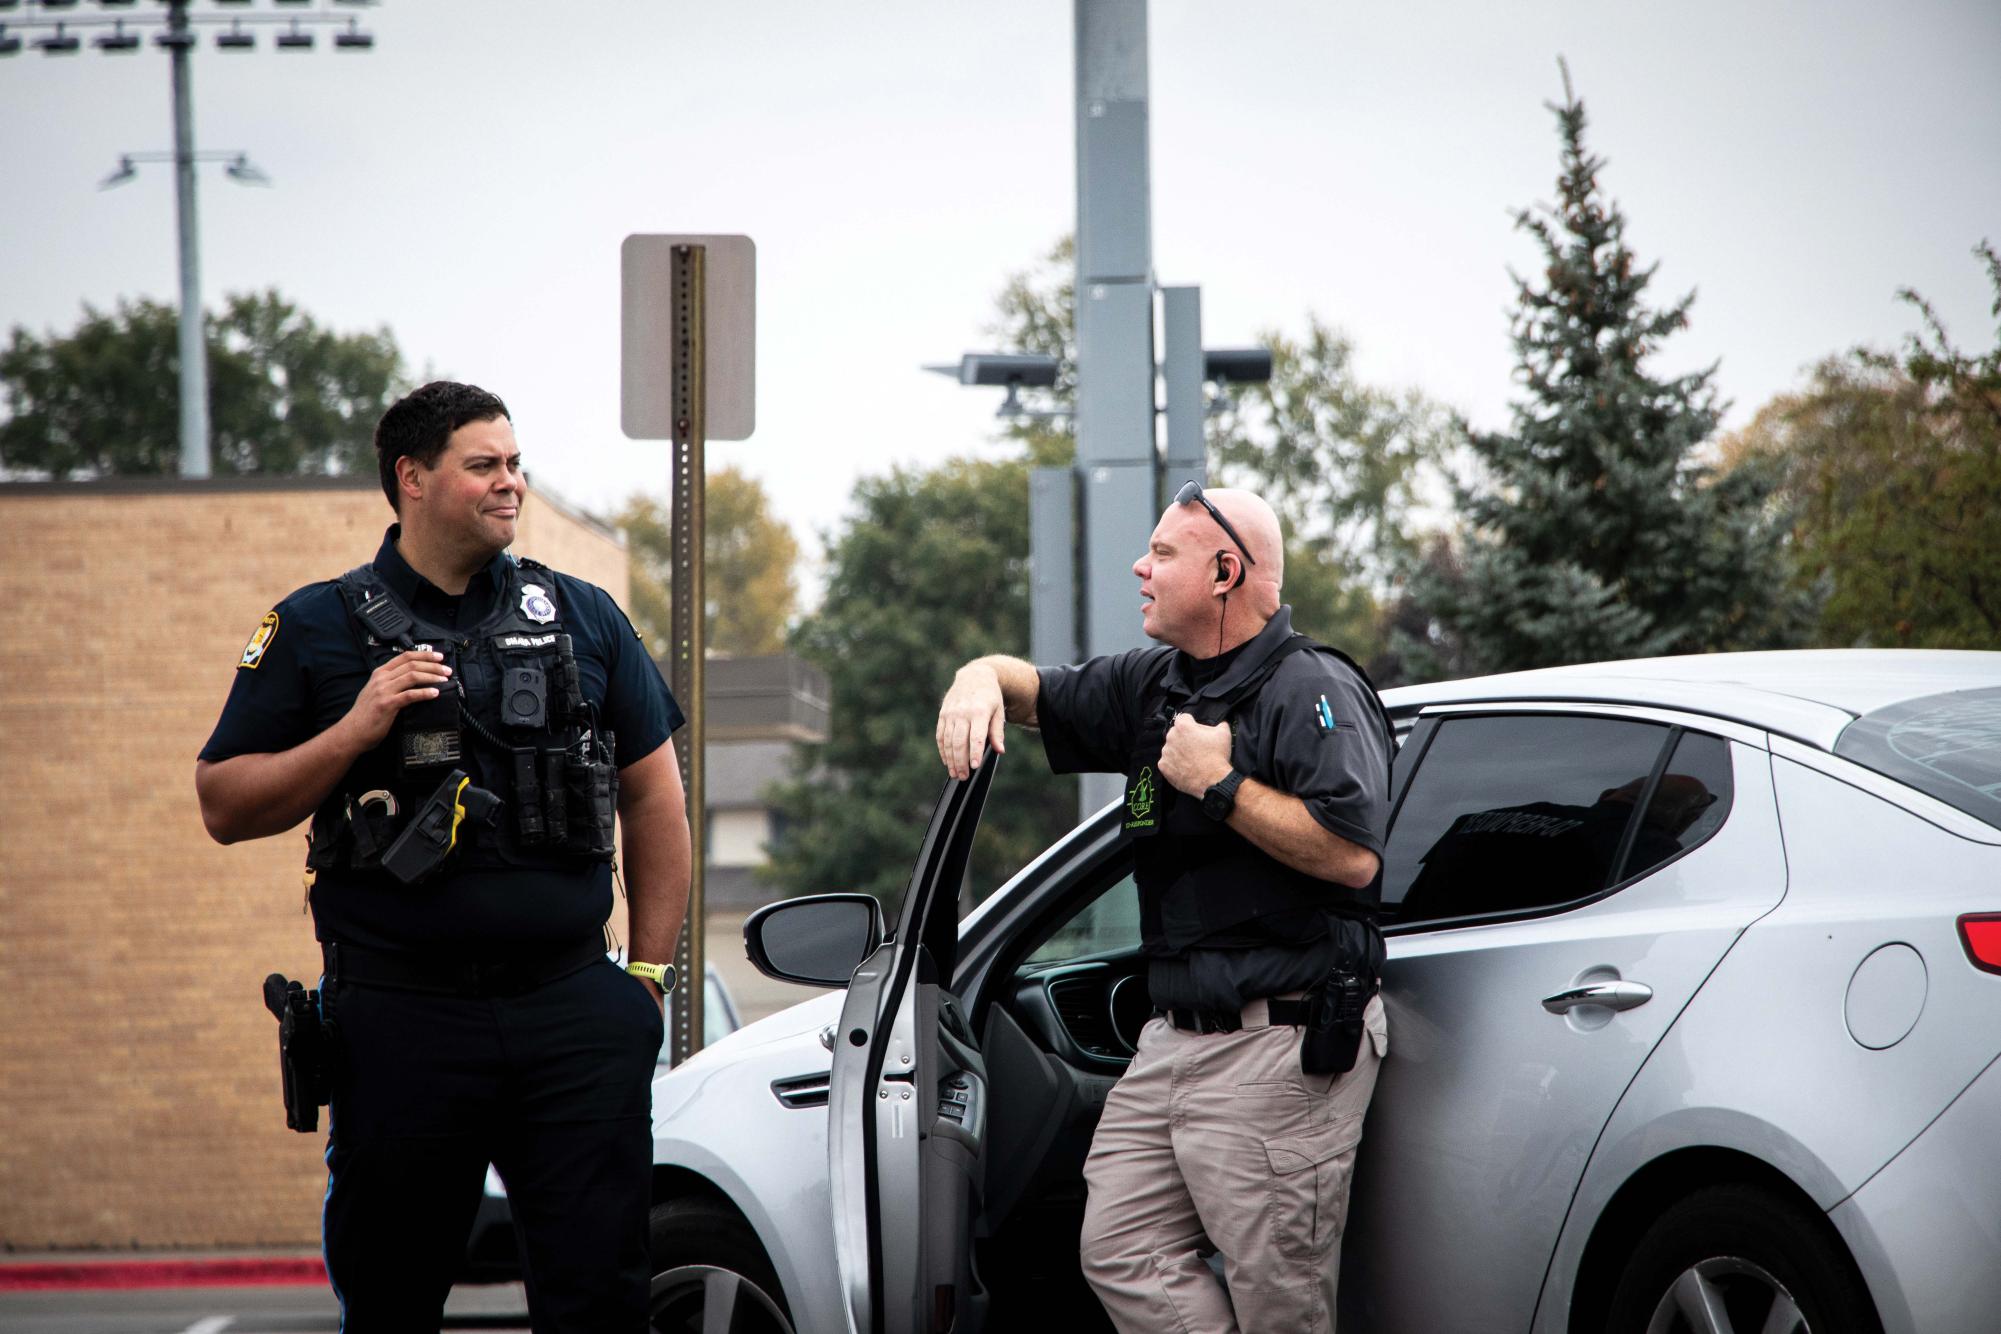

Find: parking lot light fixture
<box><xmin>11</xmin><ymin>0</ymin><xmax>382</xmax><ymax>477</ymax></box>
<box><xmin>225</xmin><ymin>153</ymin><xmax>272</xmax><ymax>186</ymax></box>
<box><xmin>94</xmin><ymin>20</ymin><xmax>139</xmax><ymax>52</ymax></box>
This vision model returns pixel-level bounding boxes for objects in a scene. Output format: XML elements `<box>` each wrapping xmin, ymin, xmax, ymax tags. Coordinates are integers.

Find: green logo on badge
<box><xmin>1126</xmin><ymin>766</ymin><xmax>1157</xmax><ymax>827</ymax></box>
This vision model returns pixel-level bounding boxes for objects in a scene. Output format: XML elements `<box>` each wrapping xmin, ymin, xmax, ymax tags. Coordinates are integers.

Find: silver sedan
<box><xmin>640</xmin><ymin>649</ymin><xmax>2001</xmax><ymax>1334</ymax></box>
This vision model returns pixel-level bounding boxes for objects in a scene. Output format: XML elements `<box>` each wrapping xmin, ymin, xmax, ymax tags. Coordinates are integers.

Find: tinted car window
<box><xmin>1620</xmin><ymin>730</ymin><xmax>1734</xmax><ymax>882</ymax></box>
<box><xmin>1835</xmin><ymin>686</ymin><xmax>2001</xmax><ymax>833</ymax></box>
<box><xmin>1028</xmin><ymin>873</ymin><xmax>1142</xmax><ymax>964</ymax></box>
<box><xmin>1384</xmin><ymin>715</ymin><xmax>1673</xmax><ymax>925</ymax></box>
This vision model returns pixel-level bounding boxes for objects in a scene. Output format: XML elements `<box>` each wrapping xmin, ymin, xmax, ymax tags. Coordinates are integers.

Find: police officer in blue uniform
<box><xmin>197</xmin><ymin>381</ymin><xmax>690</xmax><ymax>1333</ymax></box>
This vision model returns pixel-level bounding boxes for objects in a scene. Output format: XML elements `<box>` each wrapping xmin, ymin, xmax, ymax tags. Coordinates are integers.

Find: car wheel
<box><xmin>648</xmin><ymin>1198</ymin><xmax>795</xmax><ymax>1334</ymax></box>
<box><xmin>1605</xmin><ymin>1184</ymin><xmax>1879</xmax><ymax>1334</ymax></box>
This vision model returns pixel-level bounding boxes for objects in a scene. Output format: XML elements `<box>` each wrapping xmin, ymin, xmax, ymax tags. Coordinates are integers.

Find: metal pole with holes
<box><xmin>667</xmin><ymin>243</ymin><xmax>708</xmax><ymax>1065</ymax></box>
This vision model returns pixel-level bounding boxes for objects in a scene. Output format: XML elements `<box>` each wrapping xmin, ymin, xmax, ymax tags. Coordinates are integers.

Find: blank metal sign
<box><xmin>621</xmin><ymin>234</ymin><xmax>755</xmax><ymax>441</ymax></box>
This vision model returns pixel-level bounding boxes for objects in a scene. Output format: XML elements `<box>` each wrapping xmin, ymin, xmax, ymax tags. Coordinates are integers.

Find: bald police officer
<box><xmin>197</xmin><ymin>381</ymin><xmax>689</xmax><ymax>1333</ymax></box>
<box><xmin>936</xmin><ymin>483</ymin><xmax>1392</xmax><ymax>1332</ymax></box>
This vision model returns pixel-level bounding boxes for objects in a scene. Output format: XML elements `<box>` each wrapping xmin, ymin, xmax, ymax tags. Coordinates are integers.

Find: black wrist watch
<box><xmin>1201</xmin><ymin>769</ymin><xmax>1245</xmax><ymax>821</ymax></box>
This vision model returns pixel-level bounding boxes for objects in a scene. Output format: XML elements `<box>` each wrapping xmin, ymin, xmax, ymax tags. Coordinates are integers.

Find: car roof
<box><xmin>1381</xmin><ymin>649</ymin><xmax>2001</xmax><ymax>751</ymax></box>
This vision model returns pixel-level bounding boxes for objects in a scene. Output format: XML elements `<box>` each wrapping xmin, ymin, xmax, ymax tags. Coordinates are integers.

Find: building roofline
<box><xmin>0</xmin><ymin>474</ymin><xmax>378</xmax><ymax>497</ymax></box>
<box><xmin>0</xmin><ymin>472</ymin><xmax>622</xmax><ymax>544</ymax></box>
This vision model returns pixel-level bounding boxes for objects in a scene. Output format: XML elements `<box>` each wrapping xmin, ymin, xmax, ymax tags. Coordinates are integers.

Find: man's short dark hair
<box><xmin>373</xmin><ymin>380</ymin><xmax>510</xmax><ymax>511</ymax></box>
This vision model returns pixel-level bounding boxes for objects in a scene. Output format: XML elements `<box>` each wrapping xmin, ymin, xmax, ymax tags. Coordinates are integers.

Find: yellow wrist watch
<box><xmin>625</xmin><ymin>960</ymin><xmax>677</xmax><ymax>992</ymax></box>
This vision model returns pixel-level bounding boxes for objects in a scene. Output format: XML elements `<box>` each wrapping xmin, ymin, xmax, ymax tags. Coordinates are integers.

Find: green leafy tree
<box><xmin>615</xmin><ymin>465</ymin><xmax>801</xmax><ymax>660</ymax></box>
<box><xmin>1407</xmin><ymin>70</ymin><xmax>1805</xmax><ymax>676</ymax></box>
<box><xmin>0</xmin><ymin>290</ymin><xmax>406</xmax><ymax>478</ymax></box>
<box><xmin>762</xmin><ymin>458</ymin><xmax>1076</xmax><ymax>906</ymax></box>
<box><xmin>1723</xmin><ymin>242</ymin><xmax>2001</xmax><ymax>648</ymax></box>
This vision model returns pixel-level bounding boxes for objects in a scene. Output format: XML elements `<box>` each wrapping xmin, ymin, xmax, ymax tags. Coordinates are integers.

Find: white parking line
<box><xmin>179</xmin><ymin>1318</ymin><xmax>233</xmax><ymax>1334</ymax></box>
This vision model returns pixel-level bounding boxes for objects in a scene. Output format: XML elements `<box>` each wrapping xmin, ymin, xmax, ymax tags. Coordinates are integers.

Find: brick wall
<box><xmin>0</xmin><ymin>479</ymin><xmax>628</xmax><ymax>1248</ymax></box>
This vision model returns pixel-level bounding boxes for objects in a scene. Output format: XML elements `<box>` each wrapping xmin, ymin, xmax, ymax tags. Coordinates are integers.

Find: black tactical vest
<box><xmin>1123</xmin><ymin>636</ymin><xmax>1393</xmax><ymax>958</ymax></box>
<box><xmin>305</xmin><ymin>556</ymin><xmax>617</xmax><ymax>881</ymax></box>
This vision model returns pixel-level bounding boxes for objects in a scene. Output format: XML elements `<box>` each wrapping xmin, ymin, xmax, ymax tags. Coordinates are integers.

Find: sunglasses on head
<box><xmin>1173</xmin><ymin>479</ymin><xmax>1256</xmax><ymax>571</ymax></box>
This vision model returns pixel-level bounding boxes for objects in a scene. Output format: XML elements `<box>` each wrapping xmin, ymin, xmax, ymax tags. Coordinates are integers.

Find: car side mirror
<box><xmin>743</xmin><ymin>893</ymin><xmax>886</xmax><ymax>988</ymax></box>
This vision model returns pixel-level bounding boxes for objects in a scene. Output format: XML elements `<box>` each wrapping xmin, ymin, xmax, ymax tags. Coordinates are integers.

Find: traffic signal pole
<box><xmin>1069</xmin><ymin>0</ymin><xmax>1178</xmax><ymax>817</ymax></box>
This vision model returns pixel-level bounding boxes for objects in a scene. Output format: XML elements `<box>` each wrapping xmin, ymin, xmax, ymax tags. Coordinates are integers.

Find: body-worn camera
<box><xmin>503</xmin><ymin>665</ymin><xmax>547</xmax><ymax>730</ymax></box>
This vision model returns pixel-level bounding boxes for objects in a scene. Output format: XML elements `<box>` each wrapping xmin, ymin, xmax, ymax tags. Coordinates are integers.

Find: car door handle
<box><xmin>1542</xmin><ymin>981</ymin><xmax>1654</xmax><ymax>1014</ymax></box>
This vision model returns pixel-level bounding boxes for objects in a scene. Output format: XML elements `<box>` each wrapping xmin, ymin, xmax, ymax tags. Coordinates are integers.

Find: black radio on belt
<box><xmin>1301</xmin><ymin>965</ymin><xmax>1375</xmax><ymax>1076</ymax></box>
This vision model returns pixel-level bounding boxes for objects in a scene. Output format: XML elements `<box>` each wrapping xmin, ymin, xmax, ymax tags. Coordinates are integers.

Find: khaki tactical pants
<box><xmin>1080</xmin><ymin>993</ymin><xmax>1387</xmax><ymax>1333</ymax></box>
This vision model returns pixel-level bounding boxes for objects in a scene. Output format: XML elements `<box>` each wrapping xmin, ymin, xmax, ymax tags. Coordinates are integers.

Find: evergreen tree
<box><xmin>1409</xmin><ymin>69</ymin><xmax>1804</xmax><ymax>675</ymax></box>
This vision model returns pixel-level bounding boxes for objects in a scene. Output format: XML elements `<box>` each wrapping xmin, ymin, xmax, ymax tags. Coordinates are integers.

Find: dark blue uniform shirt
<box><xmin>201</xmin><ymin>526</ymin><xmax>683</xmax><ymax>956</ymax></box>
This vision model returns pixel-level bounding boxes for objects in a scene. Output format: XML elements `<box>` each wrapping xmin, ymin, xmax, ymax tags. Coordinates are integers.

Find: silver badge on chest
<box><xmin>521</xmin><ymin>583</ymin><xmax>557</xmax><ymax>625</ymax></box>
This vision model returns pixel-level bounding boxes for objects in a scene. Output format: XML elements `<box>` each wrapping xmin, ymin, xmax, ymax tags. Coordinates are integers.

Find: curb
<box><xmin>0</xmin><ymin>1258</ymin><xmax>327</xmax><ymax>1291</ymax></box>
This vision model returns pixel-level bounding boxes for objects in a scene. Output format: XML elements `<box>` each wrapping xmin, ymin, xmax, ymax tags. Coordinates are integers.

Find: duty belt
<box><xmin>1159</xmin><ymin>995</ymin><xmax>1312</xmax><ymax>1034</ymax></box>
<box><xmin>322</xmin><ymin>938</ymin><xmax>604</xmax><ymax>998</ymax></box>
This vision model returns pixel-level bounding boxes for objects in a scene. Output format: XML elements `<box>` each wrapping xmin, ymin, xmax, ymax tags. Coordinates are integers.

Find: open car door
<box><xmin>828</xmin><ymin>751</ymin><xmax>998</xmax><ymax>1334</ymax></box>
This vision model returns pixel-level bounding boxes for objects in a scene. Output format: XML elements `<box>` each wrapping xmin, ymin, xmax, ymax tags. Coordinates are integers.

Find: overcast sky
<box><xmin>5</xmin><ymin>0</ymin><xmax>1998</xmax><ymax>567</ymax></box>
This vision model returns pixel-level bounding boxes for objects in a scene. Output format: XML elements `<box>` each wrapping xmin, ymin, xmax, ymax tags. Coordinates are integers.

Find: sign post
<box><xmin>622</xmin><ymin>233</ymin><xmax>755</xmax><ymax>1065</ymax></box>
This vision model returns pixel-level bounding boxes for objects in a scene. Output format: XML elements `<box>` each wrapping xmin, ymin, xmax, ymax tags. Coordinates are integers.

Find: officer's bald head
<box><xmin>1190</xmin><ymin>488</ymin><xmax>1285</xmax><ymax>618</ymax></box>
<box><xmin>1205</xmin><ymin>489</ymin><xmax>1283</xmax><ymax>579</ymax></box>
<box><xmin>1137</xmin><ymin>484</ymin><xmax>1288</xmax><ymax>652</ymax></box>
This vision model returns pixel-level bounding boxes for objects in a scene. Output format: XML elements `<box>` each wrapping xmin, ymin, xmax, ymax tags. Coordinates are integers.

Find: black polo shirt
<box><xmin>201</xmin><ymin>526</ymin><xmax>683</xmax><ymax>956</ymax></box>
<box><xmin>1034</xmin><ymin>606</ymin><xmax>1390</xmax><ymax>859</ymax></box>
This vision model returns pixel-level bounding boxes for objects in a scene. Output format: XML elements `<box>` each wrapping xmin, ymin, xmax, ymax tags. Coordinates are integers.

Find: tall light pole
<box><xmin>2</xmin><ymin>0</ymin><xmax>379</xmax><ymax>478</ymax></box>
<box><xmin>167</xmin><ymin>0</ymin><xmax>210</xmax><ymax>477</ymax></box>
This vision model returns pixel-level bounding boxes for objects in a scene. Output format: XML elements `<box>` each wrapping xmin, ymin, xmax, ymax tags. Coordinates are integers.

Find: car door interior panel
<box><xmin>1010</xmin><ymin>959</ymin><xmax>1149</xmax><ymax>1067</ymax></box>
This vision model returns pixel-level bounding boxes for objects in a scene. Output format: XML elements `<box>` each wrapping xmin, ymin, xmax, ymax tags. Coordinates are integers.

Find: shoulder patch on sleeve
<box><xmin>238</xmin><ymin>610</ymin><xmax>280</xmax><ymax>670</ymax></box>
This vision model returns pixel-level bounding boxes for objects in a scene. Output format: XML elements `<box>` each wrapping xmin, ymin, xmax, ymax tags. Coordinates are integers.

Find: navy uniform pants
<box><xmin>322</xmin><ymin>956</ymin><xmax>662</xmax><ymax>1333</ymax></box>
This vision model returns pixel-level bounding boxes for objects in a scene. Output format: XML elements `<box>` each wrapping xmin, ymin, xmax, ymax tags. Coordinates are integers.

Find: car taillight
<box><xmin>1959</xmin><ymin>915</ymin><xmax>2001</xmax><ymax>975</ymax></box>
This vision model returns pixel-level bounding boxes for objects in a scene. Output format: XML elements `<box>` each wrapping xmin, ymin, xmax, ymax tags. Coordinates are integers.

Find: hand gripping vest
<box><xmin>1124</xmin><ymin>636</ymin><xmax>1394</xmax><ymax>957</ymax></box>
<box><xmin>305</xmin><ymin>556</ymin><xmax>617</xmax><ymax>882</ymax></box>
